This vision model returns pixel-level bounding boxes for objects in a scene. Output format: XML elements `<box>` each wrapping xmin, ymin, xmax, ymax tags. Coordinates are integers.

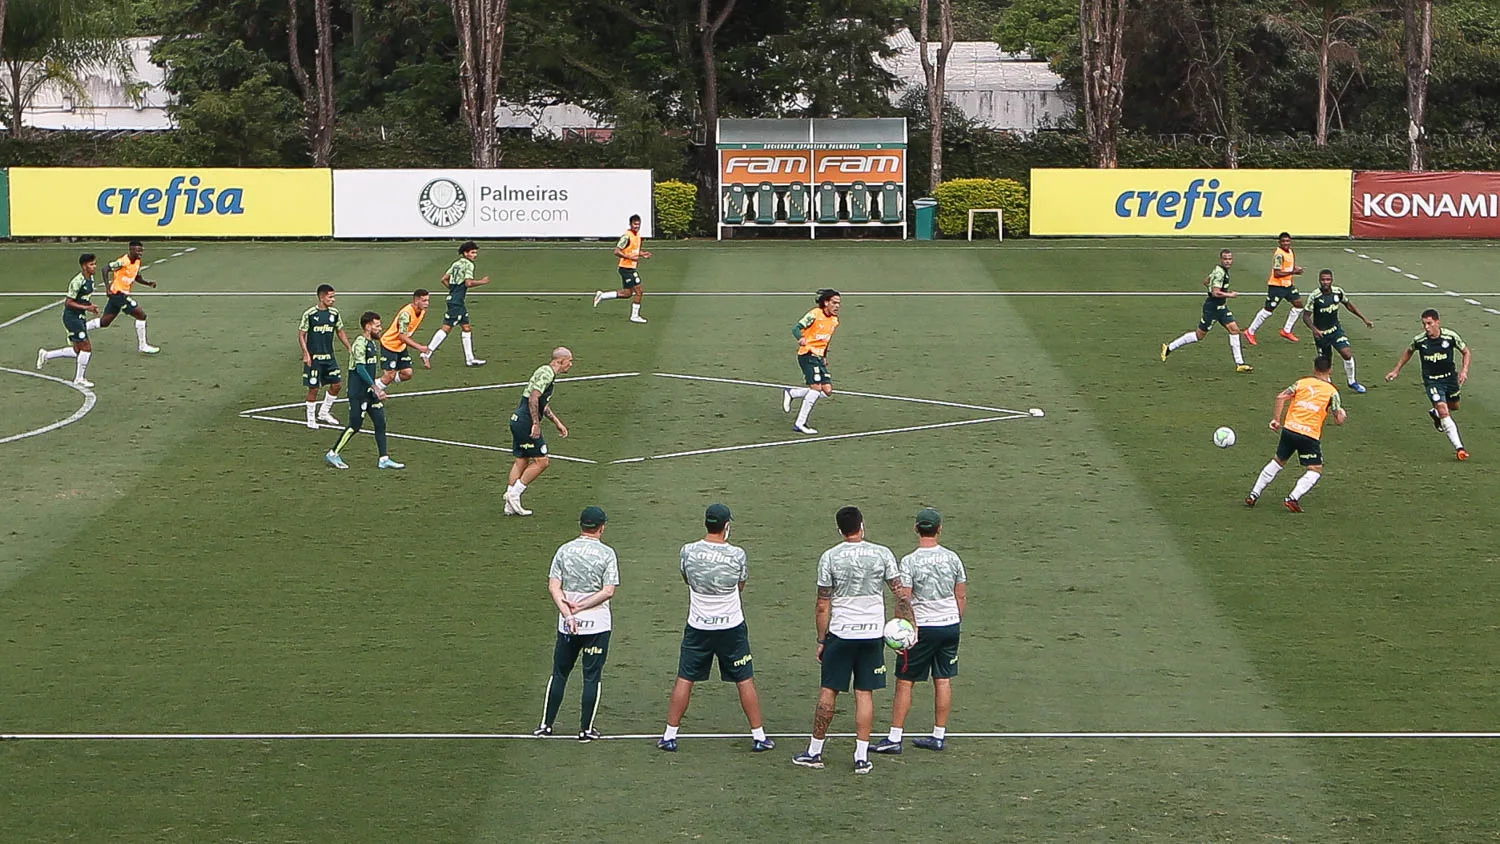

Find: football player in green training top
<box><xmin>1160</xmin><ymin>249</ymin><xmax>1253</xmax><ymax>372</ymax></box>
<box><xmin>1386</xmin><ymin>309</ymin><xmax>1472</xmax><ymax>461</ymax></box>
<box><xmin>1302</xmin><ymin>269</ymin><xmax>1374</xmax><ymax>393</ymax></box>
<box><xmin>298</xmin><ymin>284</ymin><xmax>353</xmax><ymax>429</ymax></box>
<box><xmin>504</xmin><ymin>347</ymin><xmax>574</xmax><ymax>516</ymax></box>
<box><xmin>36</xmin><ymin>253</ymin><xmax>103</xmax><ymax>387</ymax></box>
<box><xmin>324</xmin><ymin>311</ymin><xmax>405</xmax><ymax>470</ymax></box>
<box><xmin>422</xmin><ymin>241</ymin><xmax>490</xmax><ymax>367</ymax></box>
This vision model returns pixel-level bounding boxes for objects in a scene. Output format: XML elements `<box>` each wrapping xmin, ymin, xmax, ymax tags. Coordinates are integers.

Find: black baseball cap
<box><xmin>580</xmin><ymin>506</ymin><xmax>608</xmax><ymax>528</ymax></box>
<box><xmin>705</xmin><ymin>503</ymin><xmax>732</xmax><ymax>530</ymax></box>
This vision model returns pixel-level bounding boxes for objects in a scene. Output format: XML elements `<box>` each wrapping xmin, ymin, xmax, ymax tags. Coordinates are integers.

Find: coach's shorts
<box><xmin>895</xmin><ymin>623</ymin><xmax>960</xmax><ymax>682</ymax></box>
<box><xmin>443</xmin><ymin>303</ymin><xmax>470</xmax><ymax>327</ymax></box>
<box><xmin>1275</xmin><ymin>429</ymin><xmax>1323</xmax><ymax>467</ymax></box>
<box><xmin>1424</xmin><ymin>379</ymin><xmax>1460</xmax><ymax>408</ymax></box>
<box><xmin>618</xmin><ymin>267</ymin><xmax>642</xmax><ymax>289</ymax></box>
<box><xmin>820</xmin><ymin>634</ymin><xmax>886</xmax><ymax>692</ymax></box>
<box><xmin>798</xmin><ymin>353</ymin><xmax>831</xmax><ymax>386</ymax></box>
<box><xmin>1262</xmin><ymin>285</ymin><xmax>1301</xmax><ymax>311</ymax></box>
<box><xmin>62</xmin><ymin>310</ymin><xmax>88</xmax><ymax>344</ymax></box>
<box><xmin>509</xmin><ymin>414</ymin><xmax>548</xmax><ymax>458</ymax></box>
<box><xmin>678</xmin><ymin>623</ymin><xmax>754</xmax><ymax>682</ymax></box>
<box><xmin>380</xmin><ymin>346</ymin><xmax>413</xmax><ymax>372</ymax></box>
<box><xmin>303</xmin><ymin>355</ymin><xmax>342</xmax><ymax>388</ymax></box>
<box><xmin>104</xmin><ymin>292</ymin><xmax>140</xmax><ymax>316</ymax></box>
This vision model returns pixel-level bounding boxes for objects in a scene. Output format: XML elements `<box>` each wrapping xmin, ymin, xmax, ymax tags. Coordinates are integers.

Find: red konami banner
<box><xmin>1353</xmin><ymin>171</ymin><xmax>1500</xmax><ymax>238</ymax></box>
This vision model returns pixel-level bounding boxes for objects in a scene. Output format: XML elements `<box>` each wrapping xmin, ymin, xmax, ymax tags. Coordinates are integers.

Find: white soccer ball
<box><xmin>1213</xmin><ymin>426</ymin><xmax>1236</xmax><ymax>448</ymax></box>
<box><xmin>883</xmin><ymin>618</ymin><xmax>917</xmax><ymax>650</ymax></box>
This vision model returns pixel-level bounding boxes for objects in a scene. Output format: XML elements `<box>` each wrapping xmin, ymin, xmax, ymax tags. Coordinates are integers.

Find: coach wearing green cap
<box><xmin>873</xmin><ymin>507</ymin><xmax>967</xmax><ymax>755</ymax></box>
<box><xmin>535</xmin><ymin>506</ymin><xmax>618</xmax><ymax>742</ymax></box>
<box><xmin>658</xmin><ymin>504</ymin><xmax>775</xmax><ymax>753</ymax></box>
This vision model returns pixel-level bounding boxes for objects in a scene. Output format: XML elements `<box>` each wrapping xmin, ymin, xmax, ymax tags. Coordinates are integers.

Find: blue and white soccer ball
<box><xmin>1213</xmin><ymin>426</ymin><xmax>1237</xmax><ymax>448</ymax></box>
<box><xmin>883</xmin><ymin>618</ymin><xmax>918</xmax><ymax>650</ymax></box>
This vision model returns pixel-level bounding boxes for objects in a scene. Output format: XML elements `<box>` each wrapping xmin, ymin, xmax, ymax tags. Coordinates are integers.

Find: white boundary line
<box><xmin>5</xmin><ymin>730</ymin><xmax>1500</xmax><ymax>742</ymax></box>
<box><xmin>1344</xmin><ymin>246</ymin><xmax>1493</xmax><ymax>315</ymax></box>
<box><xmin>238</xmin><ymin>371</ymin><xmax>639</xmax><ymax>415</ymax></box>
<box><xmin>243</xmin><ymin>414</ymin><xmax>597</xmax><ymax>464</ymax></box>
<box><xmin>654</xmin><ymin>372</ymin><xmax>1025</xmax><ymax>415</ymax></box>
<box><xmin>612</xmin><ymin>416</ymin><xmax>1025</xmax><ymax>464</ymax></box>
<box><xmin>0</xmin><ymin>367</ymin><xmax>99</xmax><ymax>445</ymax></box>
<box><xmin>0</xmin><ymin>299</ymin><xmax>62</xmax><ymax>328</ymax></box>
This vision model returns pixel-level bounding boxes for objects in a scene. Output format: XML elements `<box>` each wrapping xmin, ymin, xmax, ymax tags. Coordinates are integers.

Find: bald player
<box><xmin>504</xmin><ymin>347</ymin><xmax>574</xmax><ymax>516</ymax></box>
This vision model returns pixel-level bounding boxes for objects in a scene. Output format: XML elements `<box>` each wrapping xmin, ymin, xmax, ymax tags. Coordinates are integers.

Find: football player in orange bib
<box><xmin>782</xmin><ymin>289</ymin><xmax>840</xmax><ymax>434</ymax></box>
<box><xmin>1245</xmin><ymin>356</ymin><xmax>1347</xmax><ymax>512</ymax></box>
<box><xmin>1245</xmin><ymin>231</ymin><xmax>1306</xmax><ymax>345</ymax></box>
<box><xmin>99</xmin><ymin>240</ymin><xmax>160</xmax><ymax>354</ymax></box>
<box><xmin>593</xmin><ymin>214</ymin><xmax>651</xmax><ymax>323</ymax></box>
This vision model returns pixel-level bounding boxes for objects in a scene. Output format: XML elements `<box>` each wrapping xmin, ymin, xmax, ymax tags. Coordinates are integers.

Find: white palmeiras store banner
<box><xmin>333</xmin><ymin>169</ymin><xmax>653</xmax><ymax>238</ymax></box>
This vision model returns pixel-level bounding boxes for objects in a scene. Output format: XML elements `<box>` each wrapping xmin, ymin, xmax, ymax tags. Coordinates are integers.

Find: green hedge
<box><xmin>653</xmin><ymin>180</ymin><xmax>697</xmax><ymax>238</ymax></box>
<box><xmin>933</xmin><ymin>178</ymin><xmax>1030</xmax><ymax>237</ymax></box>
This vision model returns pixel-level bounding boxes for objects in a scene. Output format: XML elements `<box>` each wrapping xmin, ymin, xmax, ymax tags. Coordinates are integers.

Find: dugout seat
<box><xmin>816</xmin><ymin>181</ymin><xmax>840</xmax><ymax>223</ymax></box>
<box><xmin>755</xmin><ymin>182</ymin><xmax>778</xmax><ymax>223</ymax></box>
<box><xmin>879</xmin><ymin>181</ymin><xmax>903</xmax><ymax>223</ymax></box>
<box><xmin>848</xmin><ymin>181</ymin><xmax>871</xmax><ymax>223</ymax></box>
<box><xmin>722</xmin><ymin>183</ymin><xmax>747</xmax><ymax>225</ymax></box>
<box><xmin>785</xmin><ymin>181</ymin><xmax>809</xmax><ymax>224</ymax></box>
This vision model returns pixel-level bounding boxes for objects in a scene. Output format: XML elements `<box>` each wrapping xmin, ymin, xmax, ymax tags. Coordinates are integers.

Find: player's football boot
<box><xmin>791</xmin><ymin>751</ymin><xmax>824</xmax><ymax>769</ymax></box>
<box><xmin>1160</xmin><ymin>344</ymin><xmax>1170</xmax><ymax>362</ymax></box>
<box><xmin>592</xmin><ymin>290</ymin><xmax>606</xmax><ymax>308</ymax></box>
<box><xmin>324</xmin><ymin>451</ymin><xmax>348</xmax><ymax>470</ymax></box>
<box><xmin>466</xmin><ymin>358</ymin><xmax>487</xmax><ymax>366</ymax></box>
<box><xmin>1244</xmin><ymin>492</ymin><xmax>1258</xmax><ymax>507</ymax></box>
<box><xmin>853</xmin><ymin>759</ymin><xmax>873</xmax><ymax>775</ymax></box>
<box><xmin>912</xmin><ymin>736</ymin><xmax>947</xmax><ymax>752</ymax></box>
<box><xmin>1283</xmin><ymin>498</ymin><xmax>1303</xmax><ymax>513</ymax></box>
<box><xmin>377</xmin><ymin>456</ymin><xmax>405</xmax><ymax>470</ymax></box>
<box><xmin>36</xmin><ymin>348</ymin><xmax>47</xmax><ymax>370</ymax></box>
<box><xmin>872</xmin><ymin>738</ymin><xmax>903</xmax><ymax>755</ymax></box>
<box><xmin>531</xmin><ymin>725</ymin><xmax>553</xmax><ymax>737</ymax></box>
<box><xmin>578</xmin><ymin>728</ymin><xmax>602</xmax><ymax>743</ymax></box>
<box><xmin>1348</xmin><ymin>382</ymin><xmax>1367</xmax><ymax>394</ymax></box>
<box><xmin>793</xmin><ymin>424</ymin><xmax>819</xmax><ymax>435</ymax></box>
<box><xmin>629</xmin><ymin>315</ymin><xmax>648</xmax><ymax>324</ymax></box>
<box><xmin>1279</xmin><ymin>329</ymin><xmax>1299</xmax><ymax>343</ymax></box>
<box><xmin>1244</xmin><ymin>330</ymin><xmax>1258</xmax><ymax>346</ymax></box>
<box><xmin>751</xmin><ymin>738</ymin><xmax>776</xmax><ymax>752</ymax></box>
<box><xmin>1457</xmin><ymin>448</ymin><xmax>1470</xmax><ymax>461</ymax></box>
<box><xmin>139</xmin><ymin>345</ymin><xmax>160</xmax><ymax>354</ymax></box>
<box><xmin>318</xmin><ymin>412</ymin><xmax>341</xmax><ymax>427</ymax></box>
<box><xmin>657</xmin><ymin>738</ymin><xmax>678</xmax><ymax>752</ymax></box>
<box><xmin>1235</xmin><ymin>364</ymin><xmax>1254</xmax><ymax>373</ymax></box>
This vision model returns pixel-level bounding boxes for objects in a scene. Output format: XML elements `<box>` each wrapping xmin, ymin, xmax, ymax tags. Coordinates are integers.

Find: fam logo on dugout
<box><xmin>418</xmin><ymin>178</ymin><xmax>468</xmax><ymax>228</ymax></box>
<box><xmin>1029</xmin><ymin>169</ymin><xmax>1352</xmax><ymax>236</ymax></box>
<box><xmin>8</xmin><ymin>167</ymin><xmax>333</xmax><ymax>237</ymax></box>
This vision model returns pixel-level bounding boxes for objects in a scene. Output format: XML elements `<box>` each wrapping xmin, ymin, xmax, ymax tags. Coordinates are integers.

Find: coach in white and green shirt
<box><xmin>535</xmin><ymin>506</ymin><xmax>617</xmax><ymax>742</ymax></box>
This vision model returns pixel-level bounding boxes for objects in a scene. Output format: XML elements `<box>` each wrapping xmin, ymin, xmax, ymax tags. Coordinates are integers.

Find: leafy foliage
<box><xmin>933</xmin><ymin>176</ymin><xmax>1028</xmax><ymax>236</ymax></box>
<box><xmin>652</xmin><ymin>179</ymin><xmax>697</xmax><ymax>237</ymax></box>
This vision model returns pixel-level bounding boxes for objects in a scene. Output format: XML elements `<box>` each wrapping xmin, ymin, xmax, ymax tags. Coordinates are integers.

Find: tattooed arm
<box><xmin>887</xmin><ymin>577</ymin><xmax>914</xmax><ymax>624</ymax></box>
<box><xmin>815</xmin><ymin>585</ymin><xmax>833</xmax><ymax>661</ymax></box>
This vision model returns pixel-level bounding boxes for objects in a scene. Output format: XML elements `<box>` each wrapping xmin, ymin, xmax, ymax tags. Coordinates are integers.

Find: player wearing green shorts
<box><xmin>592</xmin><ymin>215</ymin><xmax>651</xmax><ymax>323</ymax></box>
<box><xmin>324</xmin><ymin>311</ymin><xmax>404</xmax><ymax>470</ymax></box>
<box><xmin>1303</xmin><ymin>269</ymin><xmax>1374</xmax><ymax>393</ymax></box>
<box><xmin>1386</xmin><ymin>309</ymin><xmax>1472</xmax><ymax>460</ymax></box>
<box><xmin>874</xmin><ymin>508</ymin><xmax>967</xmax><ymax>755</ymax></box>
<box><xmin>793</xmin><ymin>506</ymin><xmax>912</xmax><ymax>775</ymax></box>
<box><xmin>504</xmin><ymin>347</ymin><xmax>573</xmax><ymax>516</ymax></box>
<box><xmin>1246</xmin><ymin>232</ymin><xmax>1307</xmax><ymax>344</ymax></box>
<box><xmin>423</xmin><ymin>241</ymin><xmax>490</xmax><ymax>367</ymax></box>
<box><xmin>658</xmin><ymin>504</ymin><xmax>775</xmax><ymax>753</ymax></box>
<box><xmin>1246</xmin><ymin>356</ymin><xmax>1346</xmax><ymax>512</ymax></box>
<box><xmin>98</xmin><ymin>241</ymin><xmax>159</xmax><ymax>354</ymax></box>
<box><xmin>783</xmin><ymin>289</ymin><xmax>841</xmax><ymax>434</ymax></box>
<box><xmin>298</xmin><ymin>284</ymin><xmax>352</xmax><ymax>429</ymax></box>
<box><xmin>36</xmin><ymin>254</ymin><xmax>103</xmax><ymax>387</ymax></box>
<box><xmin>1160</xmin><ymin>249</ymin><xmax>1252</xmax><ymax>372</ymax></box>
<box><xmin>535</xmin><ymin>506</ymin><xmax>619</xmax><ymax>742</ymax></box>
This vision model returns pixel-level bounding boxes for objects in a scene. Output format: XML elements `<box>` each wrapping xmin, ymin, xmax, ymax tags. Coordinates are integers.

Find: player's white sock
<box><xmin>1283</xmin><ymin>308</ymin><xmax>1303</xmax><ymax>333</ymax></box>
<box><xmin>1167</xmin><ymin>331</ymin><xmax>1198</xmax><ymax>352</ymax></box>
<box><xmin>854</xmin><ymin>739</ymin><xmax>870</xmax><ymax>763</ymax></box>
<box><xmin>599</xmin><ymin>291</ymin><xmax>619</xmax><ymax>301</ymax></box>
<box><xmin>305</xmin><ymin>401</ymin><xmax>317</xmax><ymax>423</ymax></box>
<box><xmin>461</xmin><ymin>332</ymin><xmax>477</xmax><ymax>363</ymax></box>
<box><xmin>1250</xmin><ymin>460</ymin><xmax>1282</xmax><ymax>497</ymax></box>
<box><xmin>428</xmin><ymin>329</ymin><xmax>448</xmax><ymax>353</ymax></box>
<box><xmin>74</xmin><ymin>351</ymin><xmax>91</xmax><ymax>382</ymax></box>
<box><xmin>135</xmin><ymin>319</ymin><xmax>149</xmax><ymax>349</ymax></box>
<box><xmin>320</xmin><ymin>392</ymin><xmax>338</xmax><ymax>414</ymax></box>
<box><xmin>1343</xmin><ymin>357</ymin><xmax>1357</xmax><ymax>384</ymax></box>
<box><xmin>751</xmin><ymin>726</ymin><xmax>767</xmax><ymax>742</ymax></box>
<box><xmin>510</xmin><ymin>481</ymin><xmax>527</xmax><ymax>496</ymax></box>
<box><xmin>1228</xmin><ymin>333</ymin><xmax>1245</xmax><ymax>365</ymax></box>
<box><xmin>931</xmin><ymin>726</ymin><xmax>946</xmax><ymax>740</ymax></box>
<box><xmin>787</xmin><ymin>387</ymin><xmax>809</xmax><ymax>399</ymax></box>
<box><xmin>630</xmin><ymin>302</ymin><xmax>642</xmax><ymax>320</ymax></box>
<box><xmin>44</xmin><ymin>347</ymin><xmax>78</xmax><ymax>361</ymax></box>
<box><xmin>1289</xmin><ymin>470</ymin><xmax>1320</xmax><ymax>501</ymax></box>
<box><xmin>795</xmin><ymin>391</ymin><xmax>820</xmax><ymax>427</ymax></box>
<box><xmin>85</xmin><ymin>318</ymin><xmax>101</xmax><ymax>331</ymax></box>
<box><xmin>807</xmin><ymin>737</ymin><xmax>825</xmax><ymax>756</ymax></box>
<box><xmin>663</xmin><ymin>724</ymin><xmax>680</xmax><ymax>741</ymax></box>
<box><xmin>1248</xmin><ymin>309</ymin><xmax>1272</xmax><ymax>333</ymax></box>
<box><xmin>1441</xmin><ymin>416</ymin><xmax>1464</xmax><ymax>450</ymax></box>
<box><xmin>887</xmin><ymin>726</ymin><xmax>904</xmax><ymax>743</ymax></box>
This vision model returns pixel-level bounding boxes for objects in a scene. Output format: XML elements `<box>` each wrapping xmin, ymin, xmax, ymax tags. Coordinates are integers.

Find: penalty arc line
<box><xmin>0</xmin><ymin>368</ymin><xmax>98</xmax><ymax>445</ymax></box>
<box><xmin>238</xmin><ymin>371</ymin><xmax>641</xmax><ymax>416</ymax></box>
<box><xmin>245</xmin><ymin>414</ymin><xmax>597</xmax><ymax>464</ymax></box>
<box><xmin>653</xmin><ymin>372</ymin><xmax>1027</xmax><ymax>415</ymax></box>
<box><xmin>613</xmin><ymin>415</ymin><xmax>1027</xmax><ymax>464</ymax></box>
<box><xmin>6</xmin><ymin>730</ymin><xmax>1500</xmax><ymax>742</ymax></box>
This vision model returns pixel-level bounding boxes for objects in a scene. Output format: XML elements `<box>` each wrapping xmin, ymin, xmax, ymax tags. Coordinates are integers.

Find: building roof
<box><xmin>882</xmin><ymin>28</ymin><xmax>1064</xmax><ymax>93</ymax></box>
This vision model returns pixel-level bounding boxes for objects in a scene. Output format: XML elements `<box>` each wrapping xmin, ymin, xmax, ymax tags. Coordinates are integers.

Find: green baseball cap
<box><xmin>705</xmin><ymin>503</ymin><xmax>732</xmax><ymax>529</ymax></box>
<box><xmin>915</xmin><ymin>508</ymin><xmax>942</xmax><ymax>530</ymax></box>
<box><xmin>580</xmin><ymin>506</ymin><xmax>608</xmax><ymax>528</ymax></box>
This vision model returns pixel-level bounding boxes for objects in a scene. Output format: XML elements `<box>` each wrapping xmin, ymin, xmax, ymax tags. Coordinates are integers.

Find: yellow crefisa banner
<box><xmin>9</xmin><ymin>168</ymin><xmax>332</xmax><ymax>236</ymax></box>
<box><xmin>1030</xmin><ymin>169</ymin><xmax>1352</xmax><ymax>236</ymax></box>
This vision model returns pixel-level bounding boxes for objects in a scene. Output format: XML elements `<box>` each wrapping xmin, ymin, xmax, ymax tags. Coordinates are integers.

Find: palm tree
<box><xmin>1262</xmin><ymin>0</ymin><xmax>1383</xmax><ymax>146</ymax></box>
<box><xmin>1</xmin><ymin>0</ymin><xmax>134</xmax><ymax>138</ymax></box>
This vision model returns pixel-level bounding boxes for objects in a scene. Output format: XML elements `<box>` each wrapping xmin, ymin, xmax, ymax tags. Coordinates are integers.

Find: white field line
<box><xmin>0</xmin><ymin>368</ymin><xmax>98</xmax><ymax>445</ymax></box>
<box><xmin>5</xmin><ymin>730</ymin><xmax>1500</xmax><ymax>742</ymax></box>
<box><xmin>239</xmin><ymin>372</ymin><xmax>640</xmax><ymax>415</ymax></box>
<box><xmin>0</xmin><ymin>299</ymin><xmax>62</xmax><ymax>329</ymax></box>
<box><xmin>0</xmin><ymin>291</ymin><xmax>1487</xmax><ymax>299</ymax></box>
<box><xmin>245</xmin><ymin>414</ymin><xmax>596</xmax><ymax>464</ymax></box>
<box><xmin>613</xmin><ymin>415</ymin><xmax>1026</xmax><ymax>464</ymax></box>
<box><xmin>654</xmin><ymin>372</ymin><xmax>1028</xmax><ymax>415</ymax></box>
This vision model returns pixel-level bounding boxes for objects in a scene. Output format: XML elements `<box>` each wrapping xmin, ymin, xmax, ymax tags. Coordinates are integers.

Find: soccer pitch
<box><xmin>2</xmin><ymin>238</ymin><xmax>1498</xmax><ymax>842</ymax></box>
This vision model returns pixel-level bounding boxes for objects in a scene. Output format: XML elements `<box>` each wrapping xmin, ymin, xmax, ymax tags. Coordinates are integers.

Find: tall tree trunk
<box><xmin>7</xmin><ymin>61</ymin><xmax>22</xmax><ymax>140</ymax></box>
<box><xmin>1080</xmin><ymin>0</ymin><xmax>1128</xmax><ymax>168</ymax></box>
<box><xmin>695</xmin><ymin>0</ymin><xmax>737</xmax><ymax>222</ymax></box>
<box><xmin>919</xmin><ymin>0</ymin><xmax>955</xmax><ymax>192</ymax></box>
<box><xmin>288</xmin><ymin>0</ymin><xmax>336</xmax><ymax>166</ymax></box>
<box><xmin>0</xmin><ymin>0</ymin><xmax>8</xmax><ymax>83</ymax></box>
<box><xmin>1315</xmin><ymin>25</ymin><xmax>1330</xmax><ymax>146</ymax></box>
<box><xmin>451</xmin><ymin>0</ymin><xmax>510</xmax><ymax>167</ymax></box>
<box><xmin>1403</xmin><ymin>0</ymin><xmax>1432</xmax><ymax>171</ymax></box>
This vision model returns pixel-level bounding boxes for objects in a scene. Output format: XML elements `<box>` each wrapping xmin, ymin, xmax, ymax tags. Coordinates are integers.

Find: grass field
<box><xmin>2</xmin><ymin>237</ymin><xmax>1498</xmax><ymax>842</ymax></box>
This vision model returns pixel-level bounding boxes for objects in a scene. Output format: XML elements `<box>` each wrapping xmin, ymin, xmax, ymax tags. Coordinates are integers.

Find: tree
<box><xmin>1262</xmin><ymin>0</ymin><xmax>1382</xmax><ymax>145</ymax></box>
<box><xmin>287</xmin><ymin>0</ymin><xmax>335</xmax><ymax>165</ymax></box>
<box><xmin>1403</xmin><ymin>0</ymin><xmax>1431</xmax><ymax>169</ymax></box>
<box><xmin>1079</xmin><ymin>0</ymin><xmax>1128</xmax><ymax>167</ymax></box>
<box><xmin>1</xmin><ymin>0</ymin><xmax>134</xmax><ymax>138</ymax></box>
<box><xmin>449</xmin><ymin>0</ymin><xmax>509</xmax><ymax>166</ymax></box>
<box><xmin>917</xmin><ymin>0</ymin><xmax>955</xmax><ymax>191</ymax></box>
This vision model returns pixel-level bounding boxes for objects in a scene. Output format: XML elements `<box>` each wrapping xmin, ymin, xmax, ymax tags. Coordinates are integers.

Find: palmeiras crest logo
<box><xmin>419</xmin><ymin>178</ymin><xmax>467</xmax><ymax>228</ymax></box>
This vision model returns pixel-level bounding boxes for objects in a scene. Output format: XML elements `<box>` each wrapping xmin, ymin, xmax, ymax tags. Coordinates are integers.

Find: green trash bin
<box><xmin>913</xmin><ymin>197</ymin><xmax>938</xmax><ymax>240</ymax></box>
